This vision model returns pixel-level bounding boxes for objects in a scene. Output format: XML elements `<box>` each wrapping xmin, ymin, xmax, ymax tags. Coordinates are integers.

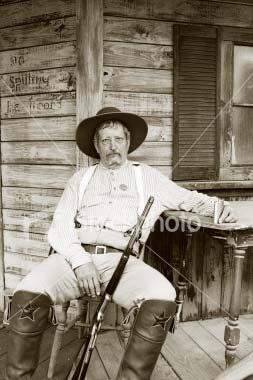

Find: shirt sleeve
<box><xmin>48</xmin><ymin>171</ymin><xmax>92</xmax><ymax>270</ymax></box>
<box><xmin>151</xmin><ymin>168</ymin><xmax>221</xmax><ymax>217</ymax></box>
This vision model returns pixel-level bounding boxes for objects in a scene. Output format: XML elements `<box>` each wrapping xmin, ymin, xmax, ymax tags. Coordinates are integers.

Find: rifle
<box><xmin>66</xmin><ymin>196</ymin><xmax>154</xmax><ymax>380</ymax></box>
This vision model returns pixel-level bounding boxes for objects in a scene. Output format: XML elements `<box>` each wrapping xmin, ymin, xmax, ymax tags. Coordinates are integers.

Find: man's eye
<box><xmin>115</xmin><ymin>137</ymin><xmax>124</xmax><ymax>143</ymax></box>
<box><xmin>102</xmin><ymin>139</ymin><xmax>110</xmax><ymax>145</ymax></box>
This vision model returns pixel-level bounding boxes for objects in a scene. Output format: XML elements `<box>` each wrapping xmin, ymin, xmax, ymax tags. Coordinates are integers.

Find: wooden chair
<box><xmin>47</xmin><ymin>294</ymin><xmax>129</xmax><ymax>378</ymax></box>
<box><xmin>47</xmin><ymin>244</ymin><xmax>146</xmax><ymax>378</ymax></box>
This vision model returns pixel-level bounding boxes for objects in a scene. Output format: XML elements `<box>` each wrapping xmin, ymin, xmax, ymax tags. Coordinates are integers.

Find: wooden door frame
<box><xmin>0</xmin><ymin>96</ymin><xmax>5</xmax><ymax>311</ymax></box>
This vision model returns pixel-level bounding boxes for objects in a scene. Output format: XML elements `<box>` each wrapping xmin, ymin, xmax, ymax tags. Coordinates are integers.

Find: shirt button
<box><xmin>113</xmin><ymin>187</ymin><xmax>116</xmax><ymax>190</ymax></box>
<box><xmin>109</xmin><ymin>201</ymin><xmax>112</xmax><ymax>204</ymax></box>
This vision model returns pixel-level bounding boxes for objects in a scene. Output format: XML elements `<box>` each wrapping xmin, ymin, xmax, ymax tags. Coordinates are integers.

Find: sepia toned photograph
<box><xmin>0</xmin><ymin>0</ymin><xmax>253</xmax><ymax>379</ymax></box>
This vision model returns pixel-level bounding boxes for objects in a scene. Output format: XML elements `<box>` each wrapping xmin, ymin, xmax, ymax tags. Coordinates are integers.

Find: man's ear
<box><xmin>94</xmin><ymin>138</ymin><xmax>99</xmax><ymax>154</ymax></box>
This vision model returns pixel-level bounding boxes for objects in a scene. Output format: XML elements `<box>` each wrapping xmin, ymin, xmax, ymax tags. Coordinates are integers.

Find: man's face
<box><xmin>94</xmin><ymin>122</ymin><xmax>130</xmax><ymax>169</ymax></box>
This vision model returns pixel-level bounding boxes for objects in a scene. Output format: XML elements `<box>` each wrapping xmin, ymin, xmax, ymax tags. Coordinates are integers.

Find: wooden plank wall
<box><xmin>0</xmin><ymin>0</ymin><xmax>77</xmax><ymax>294</ymax></box>
<box><xmin>104</xmin><ymin>0</ymin><xmax>253</xmax><ymax>28</ymax></box>
<box><xmin>102</xmin><ymin>13</ymin><xmax>173</xmax><ymax>175</ymax></box>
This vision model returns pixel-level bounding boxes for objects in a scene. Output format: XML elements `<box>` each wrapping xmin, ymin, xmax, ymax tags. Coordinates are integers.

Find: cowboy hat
<box><xmin>76</xmin><ymin>107</ymin><xmax>148</xmax><ymax>158</ymax></box>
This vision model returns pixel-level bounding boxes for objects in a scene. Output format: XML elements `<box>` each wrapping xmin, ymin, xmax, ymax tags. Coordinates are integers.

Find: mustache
<box><xmin>107</xmin><ymin>152</ymin><xmax>120</xmax><ymax>157</ymax></box>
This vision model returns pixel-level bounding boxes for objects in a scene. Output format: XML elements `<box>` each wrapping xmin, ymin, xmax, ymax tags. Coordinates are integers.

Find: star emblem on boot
<box><xmin>152</xmin><ymin>312</ymin><xmax>172</xmax><ymax>330</ymax></box>
<box><xmin>18</xmin><ymin>304</ymin><xmax>40</xmax><ymax>322</ymax></box>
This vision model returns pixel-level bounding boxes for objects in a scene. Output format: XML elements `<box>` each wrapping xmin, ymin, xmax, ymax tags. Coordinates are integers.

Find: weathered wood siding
<box><xmin>0</xmin><ymin>0</ymin><xmax>77</xmax><ymax>294</ymax></box>
<box><xmin>103</xmin><ymin>14</ymin><xmax>173</xmax><ymax>174</ymax></box>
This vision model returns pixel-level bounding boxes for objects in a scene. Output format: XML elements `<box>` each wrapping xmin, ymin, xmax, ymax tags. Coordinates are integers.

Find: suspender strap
<box><xmin>77</xmin><ymin>165</ymin><xmax>98</xmax><ymax>211</ymax></box>
<box><xmin>132</xmin><ymin>164</ymin><xmax>144</xmax><ymax>215</ymax></box>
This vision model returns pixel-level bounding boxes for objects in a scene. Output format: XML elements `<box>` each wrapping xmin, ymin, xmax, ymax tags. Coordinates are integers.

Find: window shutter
<box><xmin>173</xmin><ymin>25</ymin><xmax>218</xmax><ymax>181</ymax></box>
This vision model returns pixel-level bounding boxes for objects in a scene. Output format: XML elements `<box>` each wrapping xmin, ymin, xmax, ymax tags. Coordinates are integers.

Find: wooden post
<box><xmin>0</xmin><ymin>94</ymin><xmax>5</xmax><ymax>311</ymax></box>
<box><xmin>224</xmin><ymin>247</ymin><xmax>246</xmax><ymax>367</ymax></box>
<box><xmin>0</xmin><ymin>172</ymin><xmax>4</xmax><ymax>312</ymax></box>
<box><xmin>76</xmin><ymin>0</ymin><xmax>103</xmax><ymax>168</ymax></box>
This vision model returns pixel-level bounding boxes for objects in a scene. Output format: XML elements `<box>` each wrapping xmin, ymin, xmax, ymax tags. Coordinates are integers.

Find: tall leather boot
<box><xmin>5</xmin><ymin>291</ymin><xmax>52</xmax><ymax>380</ymax></box>
<box><xmin>116</xmin><ymin>299</ymin><xmax>176</xmax><ymax>380</ymax></box>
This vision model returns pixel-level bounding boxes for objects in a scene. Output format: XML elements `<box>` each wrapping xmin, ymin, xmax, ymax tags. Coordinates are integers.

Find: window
<box><xmin>220</xmin><ymin>31</ymin><xmax>253</xmax><ymax>180</ymax></box>
<box><xmin>174</xmin><ymin>25</ymin><xmax>253</xmax><ymax>182</ymax></box>
<box><xmin>231</xmin><ymin>45</ymin><xmax>253</xmax><ymax>165</ymax></box>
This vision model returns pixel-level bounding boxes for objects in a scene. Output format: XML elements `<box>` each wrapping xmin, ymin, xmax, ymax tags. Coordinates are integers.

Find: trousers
<box><xmin>15</xmin><ymin>252</ymin><xmax>176</xmax><ymax>309</ymax></box>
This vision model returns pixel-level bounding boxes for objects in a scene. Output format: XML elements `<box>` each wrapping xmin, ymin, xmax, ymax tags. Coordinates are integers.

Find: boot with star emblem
<box><xmin>116</xmin><ymin>299</ymin><xmax>176</xmax><ymax>380</ymax></box>
<box><xmin>5</xmin><ymin>291</ymin><xmax>52</xmax><ymax>380</ymax></box>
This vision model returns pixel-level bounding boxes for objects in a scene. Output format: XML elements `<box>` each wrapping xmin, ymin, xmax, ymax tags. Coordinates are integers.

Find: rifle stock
<box><xmin>66</xmin><ymin>196</ymin><xmax>154</xmax><ymax>380</ymax></box>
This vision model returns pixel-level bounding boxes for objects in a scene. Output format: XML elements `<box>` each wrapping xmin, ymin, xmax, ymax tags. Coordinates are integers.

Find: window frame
<box><xmin>219</xmin><ymin>29</ymin><xmax>253</xmax><ymax>181</ymax></box>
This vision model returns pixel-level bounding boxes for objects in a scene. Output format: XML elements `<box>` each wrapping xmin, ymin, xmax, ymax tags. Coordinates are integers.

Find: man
<box><xmin>5</xmin><ymin>107</ymin><xmax>236</xmax><ymax>380</ymax></box>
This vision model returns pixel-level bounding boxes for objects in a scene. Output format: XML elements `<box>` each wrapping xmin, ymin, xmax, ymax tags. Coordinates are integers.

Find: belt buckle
<box><xmin>95</xmin><ymin>245</ymin><xmax>107</xmax><ymax>254</ymax></box>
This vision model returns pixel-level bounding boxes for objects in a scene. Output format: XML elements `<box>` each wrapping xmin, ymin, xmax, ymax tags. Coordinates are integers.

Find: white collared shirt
<box><xmin>48</xmin><ymin>161</ymin><xmax>218</xmax><ymax>269</ymax></box>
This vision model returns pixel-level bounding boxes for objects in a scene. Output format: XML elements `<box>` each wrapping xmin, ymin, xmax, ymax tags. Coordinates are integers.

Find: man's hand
<box><xmin>74</xmin><ymin>262</ymin><xmax>101</xmax><ymax>297</ymax></box>
<box><xmin>219</xmin><ymin>205</ymin><xmax>237</xmax><ymax>223</ymax></box>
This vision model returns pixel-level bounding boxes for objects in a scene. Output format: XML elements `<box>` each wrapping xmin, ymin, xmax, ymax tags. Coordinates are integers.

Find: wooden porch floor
<box><xmin>0</xmin><ymin>314</ymin><xmax>253</xmax><ymax>380</ymax></box>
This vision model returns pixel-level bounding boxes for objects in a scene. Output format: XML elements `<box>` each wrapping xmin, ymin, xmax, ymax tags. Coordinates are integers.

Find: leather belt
<box><xmin>82</xmin><ymin>244</ymin><xmax>122</xmax><ymax>254</ymax></box>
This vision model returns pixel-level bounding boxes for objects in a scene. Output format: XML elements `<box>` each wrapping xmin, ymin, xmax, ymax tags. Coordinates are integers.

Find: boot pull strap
<box><xmin>121</xmin><ymin>298</ymin><xmax>145</xmax><ymax>327</ymax></box>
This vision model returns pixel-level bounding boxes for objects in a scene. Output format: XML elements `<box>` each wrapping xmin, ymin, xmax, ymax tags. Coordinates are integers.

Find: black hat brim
<box><xmin>76</xmin><ymin>112</ymin><xmax>148</xmax><ymax>159</ymax></box>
